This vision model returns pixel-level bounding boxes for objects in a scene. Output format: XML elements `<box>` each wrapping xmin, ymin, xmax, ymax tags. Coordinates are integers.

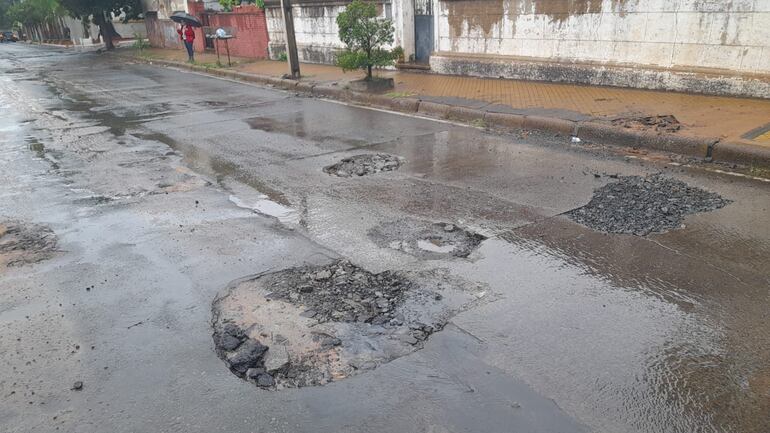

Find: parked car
<box><xmin>1</xmin><ymin>32</ymin><xmax>18</xmax><ymax>42</ymax></box>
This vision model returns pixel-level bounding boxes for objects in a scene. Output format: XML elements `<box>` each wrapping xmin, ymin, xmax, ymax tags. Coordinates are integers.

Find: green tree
<box><xmin>59</xmin><ymin>0</ymin><xmax>140</xmax><ymax>50</ymax></box>
<box><xmin>6</xmin><ymin>0</ymin><xmax>66</xmax><ymax>31</ymax></box>
<box><xmin>0</xmin><ymin>0</ymin><xmax>15</xmax><ymax>29</ymax></box>
<box><xmin>335</xmin><ymin>0</ymin><xmax>395</xmax><ymax>81</ymax></box>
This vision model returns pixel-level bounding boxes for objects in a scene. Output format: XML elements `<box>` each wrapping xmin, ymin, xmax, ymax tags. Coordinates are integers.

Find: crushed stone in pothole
<box><xmin>324</xmin><ymin>154</ymin><xmax>402</xmax><ymax>178</ymax></box>
<box><xmin>211</xmin><ymin>262</ymin><xmax>488</xmax><ymax>389</ymax></box>
<box><xmin>368</xmin><ymin>219</ymin><xmax>486</xmax><ymax>258</ymax></box>
<box><xmin>0</xmin><ymin>221</ymin><xmax>57</xmax><ymax>268</ymax></box>
<box><xmin>568</xmin><ymin>174</ymin><xmax>730</xmax><ymax>236</ymax></box>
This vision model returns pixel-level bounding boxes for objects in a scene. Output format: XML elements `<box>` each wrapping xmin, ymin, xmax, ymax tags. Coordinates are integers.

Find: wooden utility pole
<box><xmin>280</xmin><ymin>0</ymin><xmax>301</xmax><ymax>79</ymax></box>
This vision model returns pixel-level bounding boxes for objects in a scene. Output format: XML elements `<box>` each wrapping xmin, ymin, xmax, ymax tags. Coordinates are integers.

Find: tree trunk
<box><xmin>94</xmin><ymin>12</ymin><xmax>116</xmax><ymax>50</ymax></box>
<box><xmin>367</xmin><ymin>65</ymin><xmax>372</xmax><ymax>81</ymax></box>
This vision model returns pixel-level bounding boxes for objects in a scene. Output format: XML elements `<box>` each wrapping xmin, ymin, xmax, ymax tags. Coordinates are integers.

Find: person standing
<box><xmin>178</xmin><ymin>24</ymin><xmax>196</xmax><ymax>62</ymax></box>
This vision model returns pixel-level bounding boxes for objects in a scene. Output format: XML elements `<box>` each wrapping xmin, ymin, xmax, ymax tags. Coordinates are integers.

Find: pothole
<box><xmin>212</xmin><ymin>261</ymin><xmax>487</xmax><ymax>389</ymax></box>
<box><xmin>72</xmin><ymin>195</ymin><xmax>113</xmax><ymax>206</ymax></box>
<box><xmin>368</xmin><ymin>219</ymin><xmax>486</xmax><ymax>258</ymax></box>
<box><xmin>568</xmin><ymin>174</ymin><xmax>730</xmax><ymax>236</ymax></box>
<box><xmin>0</xmin><ymin>221</ymin><xmax>57</xmax><ymax>268</ymax></box>
<box><xmin>324</xmin><ymin>154</ymin><xmax>402</xmax><ymax>178</ymax></box>
<box><xmin>611</xmin><ymin>115</ymin><xmax>681</xmax><ymax>133</ymax></box>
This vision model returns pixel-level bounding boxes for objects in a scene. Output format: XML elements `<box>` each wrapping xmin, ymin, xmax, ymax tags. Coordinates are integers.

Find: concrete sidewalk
<box><xmin>125</xmin><ymin>48</ymin><xmax>770</xmax><ymax>170</ymax></box>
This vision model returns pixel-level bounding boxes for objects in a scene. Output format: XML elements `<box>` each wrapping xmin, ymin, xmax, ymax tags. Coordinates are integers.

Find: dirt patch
<box><xmin>212</xmin><ymin>262</ymin><xmax>488</xmax><ymax>389</ymax></box>
<box><xmin>368</xmin><ymin>218</ymin><xmax>485</xmax><ymax>258</ymax></box>
<box><xmin>0</xmin><ymin>221</ymin><xmax>57</xmax><ymax>268</ymax></box>
<box><xmin>324</xmin><ymin>154</ymin><xmax>402</xmax><ymax>178</ymax></box>
<box><xmin>612</xmin><ymin>115</ymin><xmax>681</xmax><ymax>133</ymax></box>
<box><xmin>568</xmin><ymin>174</ymin><xmax>730</xmax><ymax>236</ymax></box>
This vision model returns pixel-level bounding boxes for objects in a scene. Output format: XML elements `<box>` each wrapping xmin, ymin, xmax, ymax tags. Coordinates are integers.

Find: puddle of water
<box><xmin>25</xmin><ymin>137</ymin><xmax>60</xmax><ymax>170</ymax></box>
<box><xmin>133</xmin><ymin>132</ymin><xmax>293</xmax><ymax>207</ymax></box>
<box><xmin>229</xmin><ymin>194</ymin><xmax>298</xmax><ymax>225</ymax></box>
<box><xmin>246</xmin><ymin>113</ymin><xmax>367</xmax><ymax>147</ymax></box>
<box><xmin>417</xmin><ymin>239</ymin><xmax>456</xmax><ymax>254</ymax></box>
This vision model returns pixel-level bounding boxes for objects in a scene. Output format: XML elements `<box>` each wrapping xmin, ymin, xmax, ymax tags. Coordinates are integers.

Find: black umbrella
<box><xmin>170</xmin><ymin>11</ymin><xmax>202</xmax><ymax>27</ymax></box>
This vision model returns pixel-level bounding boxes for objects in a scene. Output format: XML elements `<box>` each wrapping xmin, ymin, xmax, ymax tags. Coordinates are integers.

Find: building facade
<box><xmin>265</xmin><ymin>0</ymin><xmax>770</xmax><ymax>97</ymax></box>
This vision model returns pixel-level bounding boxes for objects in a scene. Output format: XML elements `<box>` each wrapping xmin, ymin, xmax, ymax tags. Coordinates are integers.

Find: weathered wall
<box><xmin>22</xmin><ymin>19</ymin><xmax>70</xmax><ymax>43</ymax></box>
<box><xmin>429</xmin><ymin>0</ymin><xmax>770</xmax><ymax>97</ymax></box>
<box><xmin>146</xmin><ymin>11</ymin><xmax>184</xmax><ymax>48</ymax></box>
<box><xmin>63</xmin><ymin>16</ymin><xmax>100</xmax><ymax>46</ymax></box>
<box><xmin>265</xmin><ymin>0</ymin><xmax>399</xmax><ymax>64</ymax></box>
<box><xmin>143</xmin><ymin>0</ymin><xmax>190</xmax><ymax>48</ymax></box>
<box><xmin>24</xmin><ymin>16</ymin><xmax>145</xmax><ymax>47</ymax></box>
<box><xmin>435</xmin><ymin>0</ymin><xmax>770</xmax><ymax>74</ymax></box>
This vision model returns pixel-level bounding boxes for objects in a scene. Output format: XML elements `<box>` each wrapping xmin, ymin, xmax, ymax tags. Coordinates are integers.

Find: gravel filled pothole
<box><xmin>368</xmin><ymin>219</ymin><xmax>486</xmax><ymax>259</ymax></box>
<box><xmin>211</xmin><ymin>261</ymin><xmax>487</xmax><ymax>389</ymax></box>
<box><xmin>324</xmin><ymin>154</ymin><xmax>402</xmax><ymax>178</ymax></box>
<box><xmin>568</xmin><ymin>174</ymin><xmax>730</xmax><ymax>236</ymax></box>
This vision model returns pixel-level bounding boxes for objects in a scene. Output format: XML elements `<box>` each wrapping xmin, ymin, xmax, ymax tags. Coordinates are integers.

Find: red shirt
<box><xmin>178</xmin><ymin>25</ymin><xmax>195</xmax><ymax>43</ymax></box>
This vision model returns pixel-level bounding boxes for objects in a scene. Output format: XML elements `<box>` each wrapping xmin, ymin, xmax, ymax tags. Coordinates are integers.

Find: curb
<box><xmin>119</xmin><ymin>54</ymin><xmax>770</xmax><ymax>171</ymax></box>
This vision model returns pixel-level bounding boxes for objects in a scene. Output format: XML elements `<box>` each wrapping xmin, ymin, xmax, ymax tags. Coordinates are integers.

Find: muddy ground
<box><xmin>1</xmin><ymin>44</ymin><xmax>769</xmax><ymax>433</ymax></box>
<box><xmin>0</xmin><ymin>221</ymin><xmax>57</xmax><ymax>268</ymax></box>
<box><xmin>612</xmin><ymin>115</ymin><xmax>682</xmax><ymax>133</ymax></box>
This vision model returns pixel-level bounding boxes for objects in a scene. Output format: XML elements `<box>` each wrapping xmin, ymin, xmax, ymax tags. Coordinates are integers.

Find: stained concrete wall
<box><xmin>265</xmin><ymin>0</ymin><xmax>404</xmax><ymax>64</ymax></box>
<box><xmin>436</xmin><ymin>0</ymin><xmax>770</xmax><ymax>73</ymax></box>
<box><xmin>143</xmin><ymin>0</ymin><xmax>191</xmax><ymax>49</ymax></box>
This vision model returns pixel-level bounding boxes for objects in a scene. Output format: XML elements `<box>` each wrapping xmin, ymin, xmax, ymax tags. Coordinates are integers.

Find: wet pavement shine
<box><xmin>1</xmin><ymin>44</ymin><xmax>769</xmax><ymax>433</ymax></box>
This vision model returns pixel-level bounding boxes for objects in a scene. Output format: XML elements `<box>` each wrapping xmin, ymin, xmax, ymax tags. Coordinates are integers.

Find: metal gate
<box><xmin>414</xmin><ymin>0</ymin><xmax>433</xmax><ymax>63</ymax></box>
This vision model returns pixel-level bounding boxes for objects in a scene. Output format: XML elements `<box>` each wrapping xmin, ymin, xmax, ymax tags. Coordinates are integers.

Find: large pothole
<box><xmin>0</xmin><ymin>221</ymin><xmax>57</xmax><ymax>268</ymax></box>
<box><xmin>368</xmin><ymin>219</ymin><xmax>486</xmax><ymax>259</ymax></box>
<box><xmin>324</xmin><ymin>154</ymin><xmax>402</xmax><ymax>178</ymax></box>
<box><xmin>211</xmin><ymin>261</ymin><xmax>487</xmax><ymax>389</ymax></box>
<box><xmin>568</xmin><ymin>174</ymin><xmax>730</xmax><ymax>236</ymax></box>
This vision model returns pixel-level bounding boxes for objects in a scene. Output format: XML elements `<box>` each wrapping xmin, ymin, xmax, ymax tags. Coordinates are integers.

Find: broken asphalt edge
<box><xmin>119</xmin><ymin>54</ymin><xmax>770</xmax><ymax>171</ymax></box>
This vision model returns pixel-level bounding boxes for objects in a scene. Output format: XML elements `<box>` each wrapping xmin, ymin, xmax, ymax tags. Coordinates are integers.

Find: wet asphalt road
<box><xmin>1</xmin><ymin>43</ymin><xmax>769</xmax><ymax>433</ymax></box>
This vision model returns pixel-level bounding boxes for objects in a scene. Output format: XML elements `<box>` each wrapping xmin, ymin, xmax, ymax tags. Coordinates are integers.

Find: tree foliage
<box><xmin>6</xmin><ymin>0</ymin><xmax>65</xmax><ymax>27</ymax></box>
<box><xmin>336</xmin><ymin>0</ymin><xmax>395</xmax><ymax>80</ymax></box>
<box><xmin>0</xmin><ymin>0</ymin><xmax>15</xmax><ymax>28</ymax></box>
<box><xmin>59</xmin><ymin>0</ymin><xmax>141</xmax><ymax>49</ymax></box>
<box><xmin>219</xmin><ymin>0</ymin><xmax>239</xmax><ymax>12</ymax></box>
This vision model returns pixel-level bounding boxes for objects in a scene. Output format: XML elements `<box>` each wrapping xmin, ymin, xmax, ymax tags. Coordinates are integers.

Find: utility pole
<box><xmin>280</xmin><ymin>0</ymin><xmax>300</xmax><ymax>79</ymax></box>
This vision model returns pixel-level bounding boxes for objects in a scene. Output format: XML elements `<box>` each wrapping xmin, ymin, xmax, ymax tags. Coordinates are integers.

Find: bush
<box><xmin>392</xmin><ymin>46</ymin><xmax>404</xmax><ymax>63</ymax></box>
<box><xmin>336</xmin><ymin>0</ymin><xmax>395</xmax><ymax>80</ymax></box>
<box><xmin>219</xmin><ymin>0</ymin><xmax>239</xmax><ymax>12</ymax></box>
<box><xmin>132</xmin><ymin>33</ymin><xmax>149</xmax><ymax>51</ymax></box>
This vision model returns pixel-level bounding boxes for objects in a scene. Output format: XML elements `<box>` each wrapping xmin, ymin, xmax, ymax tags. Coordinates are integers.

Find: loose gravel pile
<box><xmin>568</xmin><ymin>174</ymin><xmax>730</xmax><ymax>236</ymax></box>
<box><xmin>264</xmin><ymin>260</ymin><xmax>413</xmax><ymax>325</ymax></box>
<box><xmin>324</xmin><ymin>154</ymin><xmax>402</xmax><ymax>178</ymax></box>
